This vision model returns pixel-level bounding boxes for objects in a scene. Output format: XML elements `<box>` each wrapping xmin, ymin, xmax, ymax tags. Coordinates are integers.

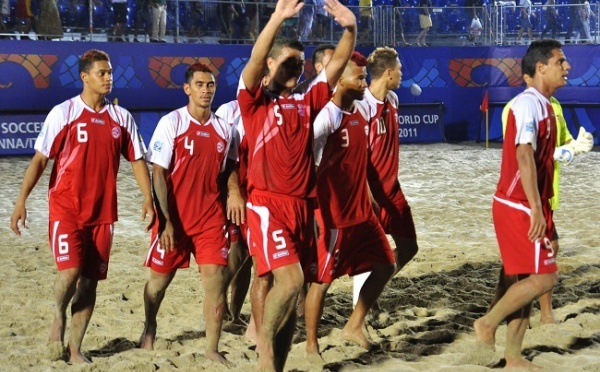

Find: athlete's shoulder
<box><xmin>211</xmin><ymin>113</ymin><xmax>233</xmax><ymax>140</ymax></box>
<box><xmin>354</xmin><ymin>99</ymin><xmax>371</xmax><ymax>120</ymax></box>
<box><xmin>216</xmin><ymin>100</ymin><xmax>239</xmax><ymax>122</ymax></box>
<box><xmin>386</xmin><ymin>90</ymin><xmax>399</xmax><ymax>107</ymax></box>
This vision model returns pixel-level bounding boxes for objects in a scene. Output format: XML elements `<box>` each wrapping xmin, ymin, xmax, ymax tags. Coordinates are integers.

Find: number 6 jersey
<box><xmin>35</xmin><ymin>95</ymin><xmax>146</xmax><ymax>226</ymax></box>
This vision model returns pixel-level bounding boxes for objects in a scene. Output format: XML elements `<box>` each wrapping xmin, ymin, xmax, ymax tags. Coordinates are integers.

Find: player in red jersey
<box><xmin>139</xmin><ymin>63</ymin><xmax>237</xmax><ymax>364</ymax></box>
<box><xmin>215</xmin><ymin>99</ymin><xmax>252</xmax><ymax>328</ymax></box>
<box><xmin>10</xmin><ymin>49</ymin><xmax>154</xmax><ymax>364</ymax></box>
<box><xmin>305</xmin><ymin>52</ymin><xmax>396</xmax><ymax>357</ymax></box>
<box><xmin>237</xmin><ymin>0</ymin><xmax>357</xmax><ymax>369</ymax></box>
<box><xmin>474</xmin><ymin>39</ymin><xmax>571</xmax><ymax>370</ymax></box>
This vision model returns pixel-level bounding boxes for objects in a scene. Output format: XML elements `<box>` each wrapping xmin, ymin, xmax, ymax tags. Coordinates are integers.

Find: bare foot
<box><xmin>138</xmin><ymin>326</ymin><xmax>156</xmax><ymax>350</ymax></box>
<box><xmin>474</xmin><ymin>317</ymin><xmax>496</xmax><ymax>349</ymax></box>
<box><xmin>245</xmin><ymin>317</ymin><xmax>257</xmax><ymax>345</ymax></box>
<box><xmin>68</xmin><ymin>349</ymin><xmax>92</xmax><ymax>364</ymax></box>
<box><xmin>206</xmin><ymin>350</ymin><xmax>233</xmax><ymax>366</ymax></box>
<box><xmin>46</xmin><ymin>341</ymin><xmax>66</xmax><ymax>361</ymax></box>
<box><xmin>505</xmin><ymin>356</ymin><xmax>543</xmax><ymax>370</ymax></box>
<box><xmin>341</xmin><ymin>325</ymin><xmax>373</xmax><ymax>350</ymax></box>
<box><xmin>305</xmin><ymin>349</ymin><xmax>325</xmax><ymax>364</ymax></box>
<box><xmin>539</xmin><ymin>314</ymin><xmax>557</xmax><ymax>325</ymax></box>
<box><xmin>49</xmin><ymin>316</ymin><xmax>65</xmax><ymax>343</ymax></box>
<box><xmin>257</xmin><ymin>344</ymin><xmax>276</xmax><ymax>372</ymax></box>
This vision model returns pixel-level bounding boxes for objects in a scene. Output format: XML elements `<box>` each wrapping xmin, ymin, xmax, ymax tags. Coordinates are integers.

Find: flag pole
<box><xmin>486</xmin><ymin>109</ymin><xmax>489</xmax><ymax>149</ymax></box>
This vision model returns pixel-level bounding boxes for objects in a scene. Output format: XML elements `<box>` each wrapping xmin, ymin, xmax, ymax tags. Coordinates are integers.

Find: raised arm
<box><xmin>10</xmin><ymin>152</ymin><xmax>49</xmax><ymax>235</ymax></box>
<box><xmin>131</xmin><ymin>159</ymin><xmax>155</xmax><ymax>231</ymax></box>
<box><xmin>323</xmin><ymin>0</ymin><xmax>357</xmax><ymax>88</ymax></box>
<box><xmin>241</xmin><ymin>0</ymin><xmax>305</xmax><ymax>92</ymax></box>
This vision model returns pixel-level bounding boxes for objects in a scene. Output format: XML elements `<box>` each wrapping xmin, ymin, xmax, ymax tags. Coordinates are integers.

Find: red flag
<box><xmin>480</xmin><ymin>91</ymin><xmax>489</xmax><ymax>112</ymax></box>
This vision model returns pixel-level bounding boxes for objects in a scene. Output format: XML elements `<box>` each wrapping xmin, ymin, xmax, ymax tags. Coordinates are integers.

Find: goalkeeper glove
<box><xmin>571</xmin><ymin>127</ymin><xmax>594</xmax><ymax>154</ymax></box>
<box><xmin>554</xmin><ymin>144</ymin><xmax>575</xmax><ymax>165</ymax></box>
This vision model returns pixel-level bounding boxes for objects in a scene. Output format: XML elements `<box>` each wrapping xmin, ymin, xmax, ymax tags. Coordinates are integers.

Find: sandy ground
<box><xmin>0</xmin><ymin>143</ymin><xmax>598</xmax><ymax>372</ymax></box>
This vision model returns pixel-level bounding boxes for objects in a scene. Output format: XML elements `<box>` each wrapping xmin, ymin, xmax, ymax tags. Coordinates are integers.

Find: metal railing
<box><xmin>0</xmin><ymin>0</ymin><xmax>598</xmax><ymax>46</ymax></box>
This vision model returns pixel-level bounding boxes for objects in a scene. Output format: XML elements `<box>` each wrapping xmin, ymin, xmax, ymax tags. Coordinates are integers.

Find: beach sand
<box><xmin>1</xmin><ymin>143</ymin><xmax>598</xmax><ymax>371</ymax></box>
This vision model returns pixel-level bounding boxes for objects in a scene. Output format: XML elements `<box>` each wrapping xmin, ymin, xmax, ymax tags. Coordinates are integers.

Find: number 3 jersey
<box><xmin>146</xmin><ymin>107</ymin><xmax>236</xmax><ymax>235</ymax></box>
<box><xmin>364</xmin><ymin>89</ymin><xmax>401</xmax><ymax>201</ymax></box>
<box><xmin>35</xmin><ymin>95</ymin><xmax>146</xmax><ymax>226</ymax></box>
<box><xmin>313</xmin><ymin>100</ymin><xmax>373</xmax><ymax>228</ymax></box>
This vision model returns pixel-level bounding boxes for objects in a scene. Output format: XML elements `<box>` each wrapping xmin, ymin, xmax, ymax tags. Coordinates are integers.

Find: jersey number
<box><xmin>341</xmin><ymin>128</ymin><xmax>349</xmax><ymax>148</ymax></box>
<box><xmin>156</xmin><ymin>242</ymin><xmax>166</xmax><ymax>259</ymax></box>
<box><xmin>77</xmin><ymin>123</ymin><xmax>88</xmax><ymax>143</ymax></box>
<box><xmin>376</xmin><ymin>118</ymin><xmax>387</xmax><ymax>135</ymax></box>
<box><xmin>184</xmin><ymin>136</ymin><xmax>194</xmax><ymax>155</ymax></box>
<box><xmin>58</xmin><ymin>234</ymin><xmax>69</xmax><ymax>254</ymax></box>
<box><xmin>274</xmin><ymin>106</ymin><xmax>283</xmax><ymax>126</ymax></box>
<box><xmin>272</xmin><ymin>230</ymin><xmax>287</xmax><ymax>250</ymax></box>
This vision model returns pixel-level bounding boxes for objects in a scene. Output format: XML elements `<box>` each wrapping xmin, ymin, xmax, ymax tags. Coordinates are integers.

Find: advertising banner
<box><xmin>398</xmin><ymin>103</ymin><xmax>445</xmax><ymax>143</ymax></box>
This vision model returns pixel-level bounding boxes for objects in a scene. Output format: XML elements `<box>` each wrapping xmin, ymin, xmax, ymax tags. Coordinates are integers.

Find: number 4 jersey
<box><xmin>146</xmin><ymin>107</ymin><xmax>236</xmax><ymax>236</ymax></box>
<box><xmin>35</xmin><ymin>95</ymin><xmax>146</xmax><ymax>226</ymax></box>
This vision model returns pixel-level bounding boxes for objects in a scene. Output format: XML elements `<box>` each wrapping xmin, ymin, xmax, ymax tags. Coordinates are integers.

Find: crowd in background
<box><xmin>0</xmin><ymin>0</ymin><xmax>597</xmax><ymax>45</ymax></box>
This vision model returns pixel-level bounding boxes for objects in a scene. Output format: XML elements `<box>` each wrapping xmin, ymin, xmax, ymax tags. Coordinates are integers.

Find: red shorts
<box><xmin>307</xmin><ymin>214</ymin><xmax>395</xmax><ymax>284</ymax></box>
<box><xmin>144</xmin><ymin>223</ymin><xmax>228</xmax><ymax>273</ymax></box>
<box><xmin>376</xmin><ymin>187</ymin><xmax>417</xmax><ymax>238</ymax></box>
<box><xmin>493</xmin><ymin>196</ymin><xmax>557</xmax><ymax>275</ymax></box>
<box><xmin>227</xmin><ymin>220</ymin><xmax>248</xmax><ymax>246</ymax></box>
<box><xmin>246</xmin><ymin>191</ymin><xmax>314</xmax><ymax>276</ymax></box>
<box><xmin>49</xmin><ymin>221</ymin><xmax>113</xmax><ymax>280</ymax></box>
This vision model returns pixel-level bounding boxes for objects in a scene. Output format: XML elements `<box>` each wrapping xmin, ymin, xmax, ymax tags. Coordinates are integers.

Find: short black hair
<box><xmin>79</xmin><ymin>49</ymin><xmax>110</xmax><ymax>74</ymax></box>
<box><xmin>268</xmin><ymin>38</ymin><xmax>305</xmax><ymax>60</ymax></box>
<box><xmin>311</xmin><ymin>44</ymin><xmax>335</xmax><ymax>67</ymax></box>
<box><xmin>522</xmin><ymin>39</ymin><xmax>563</xmax><ymax>78</ymax></box>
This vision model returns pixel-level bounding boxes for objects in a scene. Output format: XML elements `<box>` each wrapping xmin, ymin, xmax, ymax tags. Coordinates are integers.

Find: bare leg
<box><xmin>139</xmin><ymin>270</ymin><xmax>176</xmax><ymax>350</ymax></box>
<box><xmin>305</xmin><ymin>282</ymin><xmax>330</xmax><ymax>357</ymax></box>
<box><xmin>257</xmin><ymin>263</ymin><xmax>304</xmax><ymax>372</ymax></box>
<box><xmin>504</xmin><ymin>303</ymin><xmax>542</xmax><ymax>369</ymax></box>
<box><xmin>199</xmin><ymin>263</ymin><xmax>230</xmax><ymax>364</ymax></box>
<box><xmin>246</xmin><ymin>257</ymin><xmax>271</xmax><ymax>345</ymax></box>
<box><xmin>475</xmin><ymin>272</ymin><xmax>557</xmax><ymax>349</ymax></box>
<box><xmin>296</xmin><ymin>283</ymin><xmax>308</xmax><ymax>318</ymax></box>
<box><xmin>342</xmin><ymin>263</ymin><xmax>395</xmax><ymax>349</ymax></box>
<box><xmin>391</xmin><ymin>234</ymin><xmax>418</xmax><ymax>274</ymax></box>
<box><xmin>49</xmin><ymin>267</ymin><xmax>80</xmax><ymax>360</ymax></box>
<box><xmin>226</xmin><ymin>241</ymin><xmax>251</xmax><ymax>324</ymax></box>
<box><xmin>539</xmin><ymin>239</ymin><xmax>559</xmax><ymax>324</ymax></box>
<box><xmin>68</xmin><ymin>276</ymin><xmax>98</xmax><ymax>363</ymax></box>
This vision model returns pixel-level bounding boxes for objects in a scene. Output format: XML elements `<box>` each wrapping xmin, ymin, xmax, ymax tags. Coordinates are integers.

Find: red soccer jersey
<box><xmin>146</xmin><ymin>107</ymin><xmax>235</xmax><ymax>235</ymax></box>
<box><xmin>496</xmin><ymin>88</ymin><xmax>556</xmax><ymax>204</ymax></box>
<box><xmin>365</xmin><ymin>88</ymin><xmax>401</xmax><ymax>201</ymax></box>
<box><xmin>35</xmin><ymin>95</ymin><xmax>146</xmax><ymax>226</ymax></box>
<box><xmin>237</xmin><ymin>71</ymin><xmax>332</xmax><ymax>198</ymax></box>
<box><xmin>216</xmin><ymin>100</ymin><xmax>249</xmax><ymax>197</ymax></box>
<box><xmin>314</xmin><ymin>100</ymin><xmax>372</xmax><ymax>228</ymax></box>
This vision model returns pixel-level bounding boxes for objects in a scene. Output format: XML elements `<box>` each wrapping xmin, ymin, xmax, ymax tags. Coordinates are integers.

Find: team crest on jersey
<box><xmin>153</xmin><ymin>140</ymin><xmax>163</xmax><ymax>152</ymax></box>
<box><xmin>217</xmin><ymin>142</ymin><xmax>224</xmax><ymax>153</ymax></box>
<box><xmin>350</xmin><ymin>120</ymin><xmax>359</xmax><ymax>126</ymax></box>
<box><xmin>297</xmin><ymin>104</ymin><xmax>306</xmax><ymax>116</ymax></box>
<box><xmin>525</xmin><ymin>120</ymin><xmax>535</xmax><ymax>133</ymax></box>
<box><xmin>112</xmin><ymin>127</ymin><xmax>121</xmax><ymax>139</ymax></box>
<box><xmin>197</xmin><ymin>131</ymin><xmax>210</xmax><ymax>138</ymax></box>
<box><xmin>91</xmin><ymin>118</ymin><xmax>106</xmax><ymax>125</ymax></box>
<box><xmin>221</xmin><ymin>247</ymin><xmax>229</xmax><ymax>259</ymax></box>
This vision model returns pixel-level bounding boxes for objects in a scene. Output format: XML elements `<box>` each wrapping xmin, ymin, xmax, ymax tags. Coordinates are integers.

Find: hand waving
<box><xmin>324</xmin><ymin>0</ymin><xmax>357</xmax><ymax>29</ymax></box>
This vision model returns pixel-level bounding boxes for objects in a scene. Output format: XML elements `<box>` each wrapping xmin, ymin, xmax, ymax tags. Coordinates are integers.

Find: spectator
<box><xmin>358</xmin><ymin>0</ymin><xmax>373</xmax><ymax>43</ymax></box>
<box><xmin>393</xmin><ymin>0</ymin><xmax>410</xmax><ymax>46</ymax></box>
<box><xmin>111</xmin><ymin>0</ymin><xmax>128</xmax><ymax>41</ymax></box>
<box><xmin>36</xmin><ymin>0</ymin><xmax>63</xmax><ymax>40</ymax></box>
<box><xmin>132</xmin><ymin>0</ymin><xmax>152</xmax><ymax>42</ymax></box>
<box><xmin>313</xmin><ymin>0</ymin><xmax>329</xmax><ymax>40</ymax></box>
<box><xmin>579</xmin><ymin>0</ymin><xmax>596</xmax><ymax>43</ymax></box>
<box><xmin>231</xmin><ymin>1</ymin><xmax>250</xmax><ymax>42</ymax></box>
<box><xmin>15</xmin><ymin>0</ymin><xmax>34</xmax><ymax>39</ymax></box>
<box><xmin>541</xmin><ymin>0</ymin><xmax>559</xmax><ymax>39</ymax></box>
<box><xmin>565</xmin><ymin>0</ymin><xmax>582</xmax><ymax>44</ymax></box>
<box><xmin>149</xmin><ymin>0</ymin><xmax>166</xmax><ymax>42</ymax></box>
<box><xmin>298</xmin><ymin>0</ymin><xmax>314</xmax><ymax>41</ymax></box>
<box><xmin>416</xmin><ymin>0</ymin><xmax>431</xmax><ymax>46</ymax></box>
<box><xmin>516</xmin><ymin>0</ymin><xmax>534</xmax><ymax>45</ymax></box>
<box><xmin>1</xmin><ymin>0</ymin><xmax>11</xmax><ymax>38</ymax></box>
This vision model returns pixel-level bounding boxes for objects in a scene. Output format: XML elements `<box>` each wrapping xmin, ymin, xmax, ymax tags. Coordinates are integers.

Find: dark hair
<box><xmin>350</xmin><ymin>51</ymin><xmax>368</xmax><ymax>67</ymax></box>
<box><xmin>366</xmin><ymin>46</ymin><xmax>399</xmax><ymax>79</ymax></box>
<box><xmin>312</xmin><ymin>44</ymin><xmax>336</xmax><ymax>67</ymax></box>
<box><xmin>268</xmin><ymin>38</ymin><xmax>305</xmax><ymax>60</ymax></box>
<box><xmin>185</xmin><ymin>62</ymin><xmax>214</xmax><ymax>83</ymax></box>
<box><xmin>522</xmin><ymin>39</ymin><xmax>563</xmax><ymax>78</ymax></box>
<box><xmin>79</xmin><ymin>49</ymin><xmax>110</xmax><ymax>74</ymax></box>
